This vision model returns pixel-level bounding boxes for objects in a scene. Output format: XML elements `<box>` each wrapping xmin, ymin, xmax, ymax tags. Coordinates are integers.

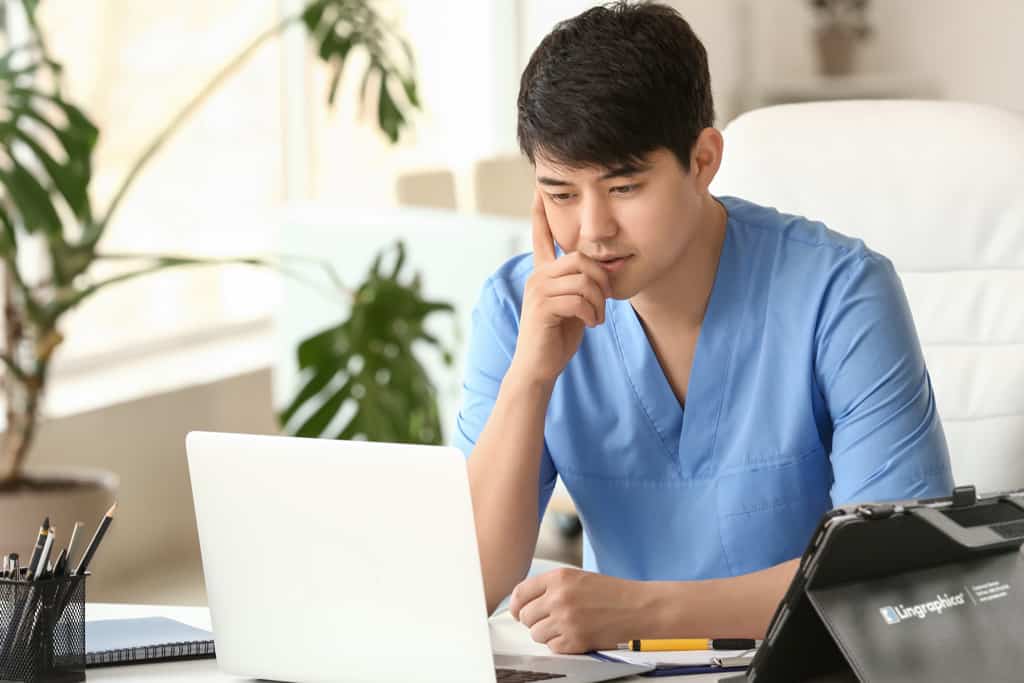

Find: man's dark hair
<box><xmin>517</xmin><ymin>1</ymin><xmax>714</xmax><ymax>173</ymax></box>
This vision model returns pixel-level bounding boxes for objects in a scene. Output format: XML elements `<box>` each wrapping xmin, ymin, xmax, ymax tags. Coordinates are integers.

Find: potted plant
<box><xmin>0</xmin><ymin>0</ymin><xmax>451</xmax><ymax>563</ymax></box>
<box><xmin>810</xmin><ymin>0</ymin><xmax>873</xmax><ymax>76</ymax></box>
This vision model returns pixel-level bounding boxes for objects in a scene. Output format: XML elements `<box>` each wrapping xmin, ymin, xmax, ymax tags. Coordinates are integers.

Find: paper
<box><xmin>596</xmin><ymin>647</ymin><xmax>754</xmax><ymax>668</ymax></box>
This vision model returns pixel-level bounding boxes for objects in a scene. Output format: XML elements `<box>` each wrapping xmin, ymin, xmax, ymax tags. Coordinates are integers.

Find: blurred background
<box><xmin>1</xmin><ymin>0</ymin><xmax>1022</xmax><ymax>606</ymax></box>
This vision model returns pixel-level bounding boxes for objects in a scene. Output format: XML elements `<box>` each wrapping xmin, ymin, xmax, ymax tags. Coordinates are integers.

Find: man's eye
<box><xmin>611</xmin><ymin>184</ymin><xmax>639</xmax><ymax>194</ymax></box>
<box><xmin>548</xmin><ymin>192</ymin><xmax>575</xmax><ymax>203</ymax></box>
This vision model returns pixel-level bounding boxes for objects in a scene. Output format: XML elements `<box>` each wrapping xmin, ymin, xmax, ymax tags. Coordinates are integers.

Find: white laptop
<box><xmin>185</xmin><ymin>431</ymin><xmax>652</xmax><ymax>683</ymax></box>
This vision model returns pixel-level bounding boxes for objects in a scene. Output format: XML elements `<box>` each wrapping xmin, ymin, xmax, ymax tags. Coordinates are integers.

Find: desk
<box><xmin>84</xmin><ymin>603</ymin><xmax>732</xmax><ymax>682</ymax></box>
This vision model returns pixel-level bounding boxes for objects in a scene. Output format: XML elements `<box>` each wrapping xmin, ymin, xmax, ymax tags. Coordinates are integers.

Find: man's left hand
<box><xmin>508</xmin><ymin>568</ymin><xmax>656</xmax><ymax>654</ymax></box>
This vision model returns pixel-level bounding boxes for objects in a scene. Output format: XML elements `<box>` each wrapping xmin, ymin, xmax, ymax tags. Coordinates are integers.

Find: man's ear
<box><xmin>690</xmin><ymin>127</ymin><xmax>724</xmax><ymax>192</ymax></box>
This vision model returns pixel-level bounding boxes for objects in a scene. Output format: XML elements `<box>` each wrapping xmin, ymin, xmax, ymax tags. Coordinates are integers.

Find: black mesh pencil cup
<box><xmin>0</xmin><ymin>571</ymin><xmax>86</xmax><ymax>683</ymax></box>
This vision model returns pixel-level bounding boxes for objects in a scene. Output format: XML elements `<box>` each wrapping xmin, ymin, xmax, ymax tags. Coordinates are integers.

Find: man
<box><xmin>453</xmin><ymin>1</ymin><xmax>953</xmax><ymax>655</ymax></box>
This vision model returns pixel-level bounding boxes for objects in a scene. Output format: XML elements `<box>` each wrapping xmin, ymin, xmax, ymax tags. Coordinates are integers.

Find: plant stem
<box><xmin>0</xmin><ymin>267</ymin><xmax>45</xmax><ymax>485</ymax></box>
<box><xmin>93</xmin><ymin>8</ymin><xmax>307</xmax><ymax>242</ymax></box>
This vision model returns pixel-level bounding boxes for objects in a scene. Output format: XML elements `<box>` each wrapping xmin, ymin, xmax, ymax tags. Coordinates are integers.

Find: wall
<box><xmin>869</xmin><ymin>0</ymin><xmax>1024</xmax><ymax>113</ymax></box>
<box><xmin>298</xmin><ymin>1</ymin><xmax>1024</xmax><ymax>218</ymax></box>
<box><xmin>26</xmin><ymin>369</ymin><xmax>278</xmax><ymax>605</ymax></box>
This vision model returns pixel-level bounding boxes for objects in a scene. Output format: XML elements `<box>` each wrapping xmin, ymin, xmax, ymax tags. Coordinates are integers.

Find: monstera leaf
<box><xmin>0</xmin><ymin>42</ymin><xmax>99</xmax><ymax>287</ymax></box>
<box><xmin>280</xmin><ymin>242</ymin><xmax>454</xmax><ymax>444</ymax></box>
<box><xmin>301</xmin><ymin>0</ymin><xmax>419</xmax><ymax>142</ymax></box>
<box><xmin>0</xmin><ymin>0</ymin><xmax>432</xmax><ymax>483</ymax></box>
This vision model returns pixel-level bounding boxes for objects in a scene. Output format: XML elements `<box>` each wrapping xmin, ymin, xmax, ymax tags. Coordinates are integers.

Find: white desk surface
<box><xmin>85</xmin><ymin>603</ymin><xmax>732</xmax><ymax>682</ymax></box>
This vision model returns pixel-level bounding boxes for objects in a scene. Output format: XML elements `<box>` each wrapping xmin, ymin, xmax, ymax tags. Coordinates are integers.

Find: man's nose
<box><xmin>579</xmin><ymin>196</ymin><xmax>618</xmax><ymax>242</ymax></box>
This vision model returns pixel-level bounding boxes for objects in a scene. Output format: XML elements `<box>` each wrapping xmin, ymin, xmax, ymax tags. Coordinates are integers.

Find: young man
<box><xmin>453</xmin><ymin>2</ymin><xmax>953</xmax><ymax>654</ymax></box>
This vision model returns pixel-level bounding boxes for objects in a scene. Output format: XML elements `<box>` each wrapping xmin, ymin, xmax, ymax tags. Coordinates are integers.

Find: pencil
<box><xmin>73</xmin><ymin>503</ymin><xmax>116</xmax><ymax>576</ymax></box>
<box><xmin>617</xmin><ymin>638</ymin><xmax>761</xmax><ymax>652</ymax></box>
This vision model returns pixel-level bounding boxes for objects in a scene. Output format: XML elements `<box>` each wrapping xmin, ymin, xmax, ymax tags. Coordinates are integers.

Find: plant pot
<box><xmin>815</xmin><ymin>25</ymin><xmax>859</xmax><ymax>76</ymax></box>
<box><xmin>0</xmin><ymin>466</ymin><xmax>118</xmax><ymax>573</ymax></box>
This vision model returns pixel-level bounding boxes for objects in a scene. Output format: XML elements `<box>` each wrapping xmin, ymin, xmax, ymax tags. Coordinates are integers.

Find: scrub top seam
<box><xmin>607</xmin><ymin>303</ymin><xmax>679</xmax><ymax>464</ymax></box>
<box><xmin>702</xmin><ymin>221</ymin><xmax>741</xmax><ymax>472</ymax></box>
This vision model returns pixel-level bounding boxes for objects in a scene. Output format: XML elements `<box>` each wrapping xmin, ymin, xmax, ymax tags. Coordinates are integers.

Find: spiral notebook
<box><xmin>85</xmin><ymin>617</ymin><xmax>215</xmax><ymax>666</ymax></box>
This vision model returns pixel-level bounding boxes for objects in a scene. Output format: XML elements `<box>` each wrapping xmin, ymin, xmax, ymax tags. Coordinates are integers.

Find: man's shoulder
<box><xmin>480</xmin><ymin>252</ymin><xmax>535</xmax><ymax>304</ymax></box>
<box><xmin>720</xmin><ymin>195</ymin><xmax>891</xmax><ymax>274</ymax></box>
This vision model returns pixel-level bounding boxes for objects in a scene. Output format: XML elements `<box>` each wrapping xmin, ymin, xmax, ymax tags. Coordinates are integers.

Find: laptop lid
<box><xmin>186</xmin><ymin>431</ymin><xmax>495</xmax><ymax>683</ymax></box>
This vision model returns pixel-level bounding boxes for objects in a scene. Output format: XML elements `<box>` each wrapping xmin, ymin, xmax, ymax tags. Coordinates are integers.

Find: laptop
<box><xmin>186</xmin><ymin>431</ymin><xmax>652</xmax><ymax>683</ymax></box>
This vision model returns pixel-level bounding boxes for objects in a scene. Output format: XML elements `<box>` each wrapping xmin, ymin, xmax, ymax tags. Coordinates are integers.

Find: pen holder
<box><xmin>0</xmin><ymin>572</ymin><xmax>87</xmax><ymax>683</ymax></box>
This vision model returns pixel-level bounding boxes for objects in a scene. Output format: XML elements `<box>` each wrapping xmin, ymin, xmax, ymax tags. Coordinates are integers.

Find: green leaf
<box><xmin>300</xmin><ymin>0</ymin><xmax>329</xmax><ymax>33</ymax></box>
<box><xmin>390</xmin><ymin>239</ymin><xmax>405</xmax><ymax>278</ymax></box>
<box><xmin>376</xmin><ymin>73</ymin><xmax>402</xmax><ymax>143</ymax></box>
<box><xmin>279</xmin><ymin>241</ymin><xmax>454</xmax><ymax>445</ymax></box>
<box><xmin>400</xmin><ymin>76</ymin><xmax>419</xmax><ymax>108</ymax></box>
<box><xmin>325</xmin><ymin>60</ymin><xmax>344</xmax><ymax>106</ymax></box>
<box><xmin>294</xmin><ymin>377</ymin><xmax>352</xmax><ymax>438</ymax></box>
<box><xmin>279</xmin><ymin>365</ymin><xmax>337</xmax><ymax>426</ymax></box>
<box><xmin>299</xmin><ymin>0</ymin><xmax>420</xmax><ymax>142</ymax></box>
<box><xmin>7</xmin><ymin>124</ymin><xmax>90</xmax><ymax>223</ymax></box>
<box><xmin>0</xmin><ymin>52</ymin><xmax>99</xmax><ymax>270</ymax></box>
<box><xmin>0</xmin><ymin>209</ymin><xmax>18</xmax><ymax>256</ymax></box>
<box><xmin>0</xmin><ymin>162</ymin><xmax>63</xmax><ymax>236</ymax></box>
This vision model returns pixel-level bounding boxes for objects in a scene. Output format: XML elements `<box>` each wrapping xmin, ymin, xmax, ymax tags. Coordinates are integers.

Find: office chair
<box><xmin>711</xmin><ymin>99</ymin><xmax>1024</xmax><ymax>493</ymax></box>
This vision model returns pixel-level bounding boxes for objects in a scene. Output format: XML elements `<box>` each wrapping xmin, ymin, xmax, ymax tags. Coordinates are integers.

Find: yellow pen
<box><xmin>617</xmin><ymin>638</ymin><xmax>760</xmax><ymax>652</ymax></box>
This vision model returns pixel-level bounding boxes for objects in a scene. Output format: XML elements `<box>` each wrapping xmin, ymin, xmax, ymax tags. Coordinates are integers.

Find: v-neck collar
<box><xmin>608</xmin><ymin>209</ymin><xmax>740</xmax><ymax>477</ymax></box>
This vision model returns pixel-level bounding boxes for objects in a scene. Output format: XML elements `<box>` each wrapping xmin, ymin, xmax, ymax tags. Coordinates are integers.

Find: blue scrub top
<box><xmin>453</xmin><ymin>195</ymin><xmax>954</xmax><ymax>581</ymax></box>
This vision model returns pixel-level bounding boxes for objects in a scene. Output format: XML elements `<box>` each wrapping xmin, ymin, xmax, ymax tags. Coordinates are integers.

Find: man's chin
<box><xmin>608</xmin><ymin>278</ymin><xmax>641</xmax><ymax>301</ymax></box>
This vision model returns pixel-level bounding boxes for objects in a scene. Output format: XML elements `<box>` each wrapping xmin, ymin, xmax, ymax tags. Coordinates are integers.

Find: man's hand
<box><xmin>510</xmin><ymin>191</ymin><xmax>612</xmax><ymax>386</ymax></box>
<box><xmin>508</xmin><ymin>568</ymin><xmax>654</xmax><ymax>654</ymax></box>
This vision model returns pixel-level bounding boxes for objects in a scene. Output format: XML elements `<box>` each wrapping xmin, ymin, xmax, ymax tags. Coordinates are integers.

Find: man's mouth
<box><xmin>595</xmin><ymin>255</ymin><xmax>631</xmax><ymax>272</ymax></box>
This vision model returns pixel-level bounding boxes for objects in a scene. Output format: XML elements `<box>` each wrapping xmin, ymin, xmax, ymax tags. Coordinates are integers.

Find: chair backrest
<box><xmin>474</xmin><ymin>155</ymin><xmax>534</xmax><ymax>218</ymax></box>
<box><xmin>395</xmin><ymin>168</ymin><xmax>457</xmax><ymax>210</ymax></box>
<box><xmin>710</xmin><ymin>100</ymin><xmax>1024</xmax><ymax>492</ymax></box>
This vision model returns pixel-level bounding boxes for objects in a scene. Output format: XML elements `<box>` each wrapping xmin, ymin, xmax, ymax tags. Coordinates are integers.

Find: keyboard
<box><xmin>495</xmin><ymin>667</ymin><xmax>567</xmax><ymax>682</ymax></box>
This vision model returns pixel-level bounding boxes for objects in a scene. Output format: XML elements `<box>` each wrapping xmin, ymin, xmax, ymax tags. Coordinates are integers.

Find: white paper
<box><xmin>596</xmin><ymin>647</ymin><xmax>754</xmax><ymax>667</ymax></box>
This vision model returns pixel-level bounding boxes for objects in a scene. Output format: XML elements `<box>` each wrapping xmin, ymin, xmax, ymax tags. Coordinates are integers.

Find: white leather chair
<box><xmin>394</xmin><ymin>168</ymin><xmax>457</xmax><ymax>210</ymax></box>
<box><xmin>474</xmin><ymin>155</ymin><xmax>534</xmax><ymax>218</ymax></box>
<box><xmin>710</xmin><ymin>99</ymin><xmax>1024</xmax><ymax>493</ymax></box>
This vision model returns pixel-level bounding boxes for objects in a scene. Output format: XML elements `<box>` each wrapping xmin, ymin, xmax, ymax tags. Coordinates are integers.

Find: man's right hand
<box><xmin>510</xmin><ymin>191</ymin><xmax>612</xmax><ymax>386</ymax></box>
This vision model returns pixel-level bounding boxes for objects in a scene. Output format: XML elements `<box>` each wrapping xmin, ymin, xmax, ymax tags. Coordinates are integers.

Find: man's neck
<box><xmin>630</xmin><ymin>196</ymin><xmax>728</xmax><ymax>334</ymax></box>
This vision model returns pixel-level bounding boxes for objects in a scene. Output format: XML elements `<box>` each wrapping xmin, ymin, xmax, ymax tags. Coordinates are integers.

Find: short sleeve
<box><xmin>815</xmin><ymin>253</ymin><xmax>954</xmax><ymax>505</ymax></box>
<box><xmin>452</xmin><ymin>277</ymin><xmax>559</xmax><ymax>521</ymax></box>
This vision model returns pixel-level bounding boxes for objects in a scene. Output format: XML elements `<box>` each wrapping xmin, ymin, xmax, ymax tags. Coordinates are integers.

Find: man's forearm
<box><xmin>640</xmin><ymin>559</ymin><xmax>799</xmax><ymax>639</ymax></box>
<box><xmin>467</xmin><ymin>367</ymin><xmax>555</xmax><ymax>614</ymax></box>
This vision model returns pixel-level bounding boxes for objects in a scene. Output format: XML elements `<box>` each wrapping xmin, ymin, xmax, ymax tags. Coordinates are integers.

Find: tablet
<box><xmin>725</xmin><ymin>486</ymin><xmax>1024</xmax><ymax>682</ymax></box>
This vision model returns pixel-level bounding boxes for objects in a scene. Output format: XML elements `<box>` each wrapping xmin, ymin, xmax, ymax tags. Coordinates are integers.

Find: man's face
<box><xmin>534</xmin><ymin>147</ymin><xmax>703</xmax><ymax>299</ymax></box>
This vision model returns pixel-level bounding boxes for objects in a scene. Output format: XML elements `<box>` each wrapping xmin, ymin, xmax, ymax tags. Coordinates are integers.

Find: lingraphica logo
<box><xmin>879</xmin><ymin>606</ymin><xmax>901</xmax><ymax>624</ymax></box>
<box><xmin>878</xmin><ymin>593</ymin><xmax>966</xmax><ymax>624</ymax></box>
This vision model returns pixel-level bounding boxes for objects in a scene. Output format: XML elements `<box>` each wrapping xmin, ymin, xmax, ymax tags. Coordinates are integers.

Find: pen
<box><xmin>711</xmin><ymin>655</ymin><xmax>757</xmax><ymax>668</ymax></box>
<box><xmin>65</xmin><ymin>521</ymin><xmax>84</xmax><ymax>567</ymax></box>
<box><xmin>74</xmin><ymin>503</ymin><xmax>116</xmax><ymax>575</ymax></box>
<box><xmin>3</xmin><ymin>522</ymin><xmax>50</xmax><ymax>657</ymax></box>
<box><xmin>34</xmin><ymin>526</ymin><xmax>55</xmax><ymax>581</ymax></box>
<box><xmin>617</xmin><ymin>638</ymin><xmax>761</xmax><ymax>652</ymax></box>
<box><xmin>25</xmin><ymin>517</ymin><xmax>50</xmax><ymax>577</ymax></box>
<box><xmin>52</xmin><ymin>548</ymin><xmax>69</xmax><ymax>578</ymax></box>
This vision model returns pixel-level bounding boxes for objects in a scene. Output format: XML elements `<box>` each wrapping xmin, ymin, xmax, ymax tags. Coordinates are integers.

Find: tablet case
<box><xmin>723</xmin><ymin>486</ymin><xmax>1024</xmax><ymax>683</ymax></box>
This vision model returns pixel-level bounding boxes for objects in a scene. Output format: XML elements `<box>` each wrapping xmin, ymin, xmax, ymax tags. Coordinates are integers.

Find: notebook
<box><xmin>85</xmin><ymin>617</ymin><xmax>215</xmax><ymax>666</ymax></box>
<box><xmin>592</xmin><ymin>647</ymin><xmax>755</xmax><ymax>677</ymax></box>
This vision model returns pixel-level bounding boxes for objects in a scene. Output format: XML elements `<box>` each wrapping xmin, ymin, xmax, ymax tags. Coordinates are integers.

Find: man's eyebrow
<box><xmin>600</xmin><ymin>162</ymin><xmax>651</xmax><ymax>180</ymax></box>
<box><xmin>536</xmin><ymin>162</ymin><xmax>652</xmax><ymax>187</ymax></box>
<box><xmin>537</xmin><ymin>176</ymin><xmax>572</xmax><ymax>186</ymax></box>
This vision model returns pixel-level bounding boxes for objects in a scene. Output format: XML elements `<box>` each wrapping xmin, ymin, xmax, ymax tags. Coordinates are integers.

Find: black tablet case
<box><xmin>723</xmin><ymin>487</ymin><xmax>1024</xmax><ymax>683</ymax></box>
